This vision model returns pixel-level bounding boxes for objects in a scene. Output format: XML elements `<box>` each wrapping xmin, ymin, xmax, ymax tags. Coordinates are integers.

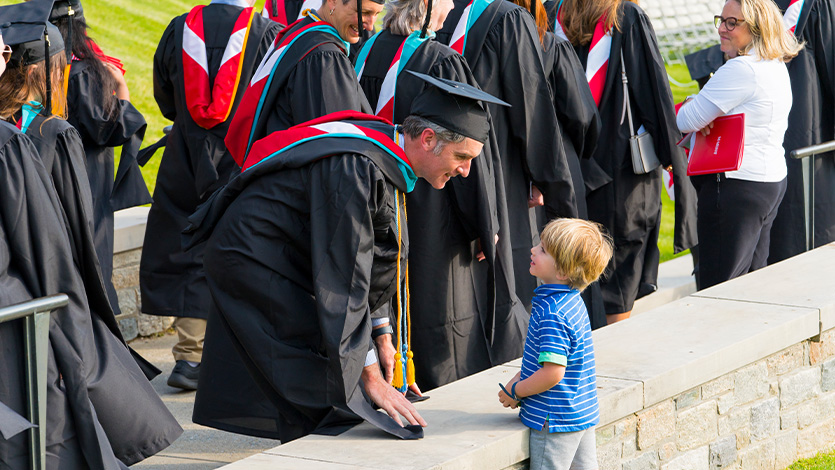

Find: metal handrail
<box><xmin>789</xmin><ymin>140</ymin><xmax>835</xmax><ymax>252</ymax></box>
<box><xmin>0</xmin><ymin>293</ymin><xmax>68</xmax><ymax>470</ymax></box>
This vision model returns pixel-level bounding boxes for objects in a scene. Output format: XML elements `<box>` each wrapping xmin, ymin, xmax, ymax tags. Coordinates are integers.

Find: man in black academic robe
<box><xmin>140</xmin><ymin>0</ymin><xmax>280</xmax><ymax>389</ymax></box>
<box><xmin>187</xmin><ymin>76</ymin><xmax>503</xmax><ymax>441</ymax></box>
<box><xmin>436</xmin><ymin>0</ymin><xmax>577</xmax><ymax>312</ymax></box>
<box><xmin>768</xmin><ymin>0</ymin><xmax>835</xmax><ymax>262</ymax></box>
<box><xmin>357</xmin><ymin>28</ymin><xmax>528</xmax><ymax>389</ymax></box>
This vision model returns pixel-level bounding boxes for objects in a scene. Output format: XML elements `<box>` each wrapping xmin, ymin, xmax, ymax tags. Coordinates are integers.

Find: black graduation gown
<box><xmin>539</xmin><ymin>31</ymin><xmax>607</xmax><ymax>329</ymax></box>
<box><xmin>66</xmin><ymin>60</ymin><xmax>152</xmax><ymax>316</ymax></box>
<box><xmin>140</xmin><ymin>5</ymin><xmax>280</xmax><ymax>319</ymax></box>
<box><xmin>555</xmin><ymin>1</ymin><xmax>696</xmax><ymax>314</ymax></box>
<box><xmin>187</xmin><ymin>117</ymin><xmax>422</xmax><ymax>442</ymax></box>
<box><xmin>18</xmin><ymin>115</ymin><xmax>183</xmax><ymax>466</ymax></box>
<box><xmin>358</xmin><ymin>31</ymin><xmax>528</xmax><ymax>389</ymax></box>
<box><xmin>0</xmin><ymin>122</ymin><xmax>182</xmax><ymax>469</ymax></box>
<box><xmin>436</xmin><ymin>0</ymin><xmax>577</xmax><ymax>312</ymax></box>
<box><xmin>769</xmin><ymin>0</ymin><xmax>835</xmax><ymax>262</ymax></box>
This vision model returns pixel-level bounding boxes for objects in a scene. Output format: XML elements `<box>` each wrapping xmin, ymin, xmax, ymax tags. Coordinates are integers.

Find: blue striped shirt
<box><xmin>518</xmin><ymin>284</ymin><xmax>599</xmax><ymax>433</ymax></box>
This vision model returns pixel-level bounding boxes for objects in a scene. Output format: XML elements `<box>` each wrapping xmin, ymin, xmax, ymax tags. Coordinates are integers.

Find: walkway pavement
<box><xmin>129</xmin><ymin>333</ymin><xmax>277</xmax><ymax>469</ymax></box>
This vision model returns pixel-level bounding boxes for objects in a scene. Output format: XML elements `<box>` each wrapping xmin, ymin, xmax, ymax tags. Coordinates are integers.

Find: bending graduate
<box><xmin>186</xmin><ymin>77</ymin><xmax>505</xmax><ymax>442</ymax></box>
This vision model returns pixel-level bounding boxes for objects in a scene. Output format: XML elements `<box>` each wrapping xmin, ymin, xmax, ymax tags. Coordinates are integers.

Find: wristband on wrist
<box><xmin>499</xmin><ymin>382</ymin><xmax>520</xmax><ymax>402</ymax></box>
<box><xmin>371</xmin><ymin>324</ymin><xmax>394</xmax><ymax>339</ymax></box>
<box><xmin>511</xmin><ymin>381</ymin><xmax>520</xmax><ymax>400</ymax></box>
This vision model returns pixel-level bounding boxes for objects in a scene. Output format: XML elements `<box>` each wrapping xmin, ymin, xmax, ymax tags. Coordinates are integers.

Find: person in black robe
<box><xmin>354</xmin><ymin>0</ymin><xmax>529</xmax><ymax>390</ymax></box>
<box><xmin>547</xmin><ymin>0</ymin><xmax>696</xmax><ymax>322</ymax></box>
<box><xmin>768</xmin><ymin>0</ymin><xmax>835</xmax><ymax>262</ymax></box>
<box><xmin>435</xmin><ymin>0</ymin><xmax>577</xmax><ymax>312</ymax></box>
<box><xmin>139</xmin><ymin>0</ymin><xmax>280</xmax><ymax>390</ymax></box>
<box><xmin>0</xmin><ymin>7</ymin><xmax>182</xmax><ymax>468</ymax></box>
<box><xmin>224</xmin><ymin>0</ymin><xmax>386</xmax><ymax>168</ymax></box>
<box><xmin>49</xmin><ymin>0</ymin><xmax>152</xmax><ymax>316</ymax></box>
<box><xmin>186</xmin><ymin>77</ymin><xmax>504</xmax><ymax>442</ymax></box>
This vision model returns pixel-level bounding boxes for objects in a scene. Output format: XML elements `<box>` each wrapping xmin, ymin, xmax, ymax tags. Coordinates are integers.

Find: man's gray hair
<box><xmin>383</xmin><ymin>0</ymin><xmax>427</xmax><ymax>35</ymax></box>
<box><xmin>401</xmin><ymin>115</ymin><xmax>466</xmax><ymax>155</ymax></box>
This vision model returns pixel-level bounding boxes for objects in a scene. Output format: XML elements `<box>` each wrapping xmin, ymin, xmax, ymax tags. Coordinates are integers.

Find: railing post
<box><xmin>790</xmin><ymin>140</ymin><xmax>835</xmax><ymax>253</ymax></box>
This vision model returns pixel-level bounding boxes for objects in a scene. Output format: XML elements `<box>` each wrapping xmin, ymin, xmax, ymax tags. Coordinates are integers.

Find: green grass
<box><xmin>785</xmin><ymin>450</ymin><xmax>835</xmax><ymax>469</ymax></box>
<box><xmin>2</xmin><ymin>0</ymin><xmax>698</xmax><ymax>261</ymax></box>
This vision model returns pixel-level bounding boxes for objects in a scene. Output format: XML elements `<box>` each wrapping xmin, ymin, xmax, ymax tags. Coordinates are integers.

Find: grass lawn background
<box><xmin>0</xmin><ymin>0</ymin><xmax>698</xmax><ymax>261</ymax></box>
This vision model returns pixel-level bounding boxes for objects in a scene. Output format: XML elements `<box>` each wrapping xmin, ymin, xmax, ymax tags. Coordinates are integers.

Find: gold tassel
<box><xmin>392</xmin><ymin>352</ymin><xmax>404</xmax><ymax>389</ymax></box>
<box><xmin>406</xmin><ymin>350</ymin><xmax>415</xmax><ymax>386</ymax></box>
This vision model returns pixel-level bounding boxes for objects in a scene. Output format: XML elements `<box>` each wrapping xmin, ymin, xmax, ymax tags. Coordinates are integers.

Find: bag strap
<box><xmin>619</xmin><ymin>49</ymin><xmax>637</xmax><ymax>137</ymax></box>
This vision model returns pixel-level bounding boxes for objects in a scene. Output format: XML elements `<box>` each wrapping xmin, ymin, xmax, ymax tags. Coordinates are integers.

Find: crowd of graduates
<box><xmin>0</xmin><ymin>0</ymin><xmax>832</xmax><ymax>466</ymax></box>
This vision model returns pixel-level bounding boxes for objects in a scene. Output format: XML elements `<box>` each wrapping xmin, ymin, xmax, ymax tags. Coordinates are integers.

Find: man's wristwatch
<box><xmin>371</xmin><ymin>324</ymin><xmax>394</xmax><ymax>339</ymax></box>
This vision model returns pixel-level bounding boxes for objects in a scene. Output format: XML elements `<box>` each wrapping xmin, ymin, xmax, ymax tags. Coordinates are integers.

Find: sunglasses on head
<box><xmin>2</xmin><ymin>45</ymin><xmax>11</xmax><ymax>64</ymax></box>
<box><xmin>714</xmin><ymin>15</ymin><xmax>745</xmax><ymax>31</ymax></box>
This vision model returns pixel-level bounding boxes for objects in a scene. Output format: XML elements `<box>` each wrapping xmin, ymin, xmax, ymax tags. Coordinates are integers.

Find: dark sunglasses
<box><xmin>714</xmin><ymin>15</ymin><xmax>746</xmax><ymax>31</ymax></box>
<box><xmin>2</xmin><ymin>45</ymin><xmax>11</xmax><ymax>64</ymax></box>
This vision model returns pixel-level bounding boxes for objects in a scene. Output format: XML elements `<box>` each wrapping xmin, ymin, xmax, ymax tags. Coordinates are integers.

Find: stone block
<box><xmin>596</xmin><ymin>424</ymin><xmax>615</xmax><ymax>446</ymax></box>
<box><xmin>718</xmin><ymin>406</ymin><xmax>750</xmax><ymax>436</ymax></box>
<box><xmin>623</xmin><ymin>451</ymin><xmax>659</xmax><ymax>470</ymax></box>
<box><xmin>702</xmin><ymin>376</ymin><xmax>734</xmax><ymax>400</ymax></box>
<box><xmin>780</xmin><ymin>409</ymin><xmax>797</xmax><ymax>431</ymax></box>
<box><xmin>676</xmin><ymin>388</ymin><xmax>700</xmax><ymax>410</ymax></box>
<box><xmin>774</xmin><ymin>431</ymin><xmax>797</xmax><ymax>470</ymax></box>
<box><xmin>112</xmin><ymin>248</ymin><xmax>142</xmax><ymax>269</ymax></box>
<box><xmin>709</xmin><ymin>435</ymin><xmax>737</xmax><ymax>470</ymax></box>
<box><xmin>677</xmin><ymin>401</ymin><xmax>718</xmax><ymax>451</ymax></box>
<box><xmin>797</xmin><ymin>401</ymin><xmax>818</xmax><ymax>429</ymax></box>
<box><xmin>118</xmin><ymin>317</ymin><xmax>138</xmax><ymax>341</ymax></box>
<box><xmin>779</xmin><ymin>367</ymin><xmax>821</xmax><ymax>408</ymax></box>
<box><xmin>597</xmin><ymin>441</ymin><xmax>621</xmax><ymax>470</ymax></box>
<box><xmin>750</xmin><ymin>398</ymin><xmax>779</xmax><ymax>441</ymax></box>
<box><xmin>663</xmin><ymin>445</ymin><xmax>708</xmax><ymax>470</ymax></box>
<box><xmin>797</xmin><ymin>416</ymin><xmax>835</xmax><ymax>459</ymax></box>
<box><xmin>111</xmin><ymin>265</ymin><xmax>140</xmax><ymax>291</ymax></box>
<box><xmin>637</xmin><ymin>400</ymin><xmax>676</xmax><ymax>450</ymax></box>
<box><xmin>138</xmin><ymin>313</ymin><xmax>173</xmax><ymax>337</ymax></box>
<box><xmin>735</xmin><ymin>362</ymin><xmax>769</xmax><ymax>405</ymax></box>
<box><xmin>622</xmin><ymin>435</ymin><xmax>638</xmax><ymax>460</ymax></box>
<box><xmin>614</xmin><ymin>415</ymin><xmax>638</xmax><ymax>439</ymax></box>
<box><xmin>766</xmin><ymin>344</ymin><xmax>805</xmax><ymax>377</ymax></box>
<box><xmin>739</xmin><ymin>440</ymin><xmax>775</xmax><ymax>470</ymax></box>
<box><xmin>822</xmin><ymin>358</ymin><xmax>835</xmax><ymax>392</ymax></box>
<box><xmin>736</xmin><ymin>428</ymin><xmax>750</xmax><ymax>449</ymax></box>
<box><xmin>659</xmin><ymin>442</ymin><xmax>678</xmax><ymax>461</ymax></box>
<box><xmin>717</xmin><ymin>392</ymin><xmax>734</xmax><ymax>415</ymax></box>
<box><xmin>810</xmin><ymin>329</ymin><xmax>835</xmax><ymax>365</ymax></box>
<box><xmin>116</xmin><ymin>288</ymin><xmax>138</xmax><ymax>316</ymax></box>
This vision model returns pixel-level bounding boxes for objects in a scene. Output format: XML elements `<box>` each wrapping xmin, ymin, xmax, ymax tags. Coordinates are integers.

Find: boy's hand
<box><xmin>498</xmin><ymin>388</ymin><xmax>520</xmax><ymax>409</ymax></box>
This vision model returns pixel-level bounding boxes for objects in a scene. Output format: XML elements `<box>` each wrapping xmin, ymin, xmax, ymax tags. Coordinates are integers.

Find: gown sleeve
<box><xmin>153</xmin><ymin>18</ymin><xmax>179</xmax><ymax>122</ymax></box>
<box><xmin>67</xmin><ymin>65</ymin><xmax>146</xmax><ymax>148</ymax></box>
<box><xmin>497</xmin><ymin>8</ymin><xmax>577</xmax><ymax>219</ymax></box>
<box><xmin>430</xmin><ymin>53</ymin><xmax>499</xmax><ymax>247</ymax></box>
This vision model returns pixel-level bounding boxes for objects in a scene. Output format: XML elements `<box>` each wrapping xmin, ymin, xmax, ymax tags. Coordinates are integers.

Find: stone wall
<box><xmin>597</xmin><ymin>330</ymin><xmax>835</xmax><ymax>470</ymax></box>
<box><xmin>112</xmin><ymin>247</ymin><xmax>173</xmax><ymax>341</ymax></box>
<box><xmin>111</xmin><ymin>207</ymin><xmax>173</xmax><ymax>341</ymax></box>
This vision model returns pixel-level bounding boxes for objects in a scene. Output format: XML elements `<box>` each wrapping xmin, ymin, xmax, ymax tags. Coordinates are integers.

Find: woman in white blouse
<box><xmin>677</xmin><ymin>0</ymin><xmax>803</xmax><ymax>289</ymax></box>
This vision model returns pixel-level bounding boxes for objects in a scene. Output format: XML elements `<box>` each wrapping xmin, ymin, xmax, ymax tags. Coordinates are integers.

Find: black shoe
<box><xmin>167</xmin><ymin>360</ymin><xmax>200</xmax><ymax>391</ymax></box>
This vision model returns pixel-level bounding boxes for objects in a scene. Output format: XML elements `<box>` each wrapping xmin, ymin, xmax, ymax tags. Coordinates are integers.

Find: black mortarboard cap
<box><xmin>0</xmin><ymin>0</ymin><xmax>62</xmax><ymax>115</ymax></box>
<box><xmin>684</xmin><ymin>44</ymin><xmax>725</xmax><ymax>89</ymax></box>
<box><xmin>0</xmin><ymin>0</ymin><xmax>63</xmax><ymax>66</ymax></box>
<box><xmin>49</xmin><ymin>0</ymin><xmax>83</xmax><ymax>21</ymax></box>
<box><xmin>407</xmin><ymin>71</ymin><xmax>510</xmax><ymax>143</ymax></box>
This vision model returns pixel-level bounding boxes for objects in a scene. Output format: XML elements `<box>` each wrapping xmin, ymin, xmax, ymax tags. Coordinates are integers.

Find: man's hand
<box><xmin>373</xmin><ymin>330</ymin><xmax>396</xmax><ymax>384</ymax></box>
<box><xmin>362</xmin><ymin>364</ymin><xmax>427</xmax><ymax>428</ymax></box>
<box><xmin>528</xmin><ymin>185</ymin><xmax>544</xmax><ymax>208</ymax></box>
<box><xmin>476</xmin><ymin>234</ymin><xmax>499</xmax><ymax>262</ymax></box>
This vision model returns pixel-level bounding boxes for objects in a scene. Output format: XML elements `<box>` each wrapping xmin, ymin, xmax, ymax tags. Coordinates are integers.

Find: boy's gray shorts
<box><xmin>529</xmin><ymin>426</ymin><xmax>597</xmax><ymax>470</ymax></box>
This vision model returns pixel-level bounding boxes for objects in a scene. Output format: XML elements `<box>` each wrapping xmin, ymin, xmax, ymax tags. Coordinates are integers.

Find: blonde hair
<box><xmin>732</xmin><ymin>0</ymin><xmax>804</xmax><ymax>61</ymax></box>
<box><xmin>539</xmin><ymin>218</ymin><xmax>613</xmax><ymax>291</ymax></box>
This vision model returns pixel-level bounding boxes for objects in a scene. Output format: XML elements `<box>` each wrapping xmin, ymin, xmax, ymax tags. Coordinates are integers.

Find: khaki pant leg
<box><xmin>171</xmin><ymin>317</ymin><xmax>207</xmax><ymax>363</ymax></box>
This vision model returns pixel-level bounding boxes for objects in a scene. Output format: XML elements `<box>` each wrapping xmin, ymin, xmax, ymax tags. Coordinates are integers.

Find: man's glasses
<box><xmin>714</xmin><ymin>15</ymin><xmax>745</xmax><ymax>31</ymax></box>
<box><xmin>2</xmin><ymin>45</ymin><xmax>11</xmax><ymax>64</ymax></box>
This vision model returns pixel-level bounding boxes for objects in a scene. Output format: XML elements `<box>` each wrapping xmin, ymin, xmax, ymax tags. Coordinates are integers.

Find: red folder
<box><xmin>684</xmin><ymin>113</ymin><xmax>745</xmax><ymax>176</ymax></box>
